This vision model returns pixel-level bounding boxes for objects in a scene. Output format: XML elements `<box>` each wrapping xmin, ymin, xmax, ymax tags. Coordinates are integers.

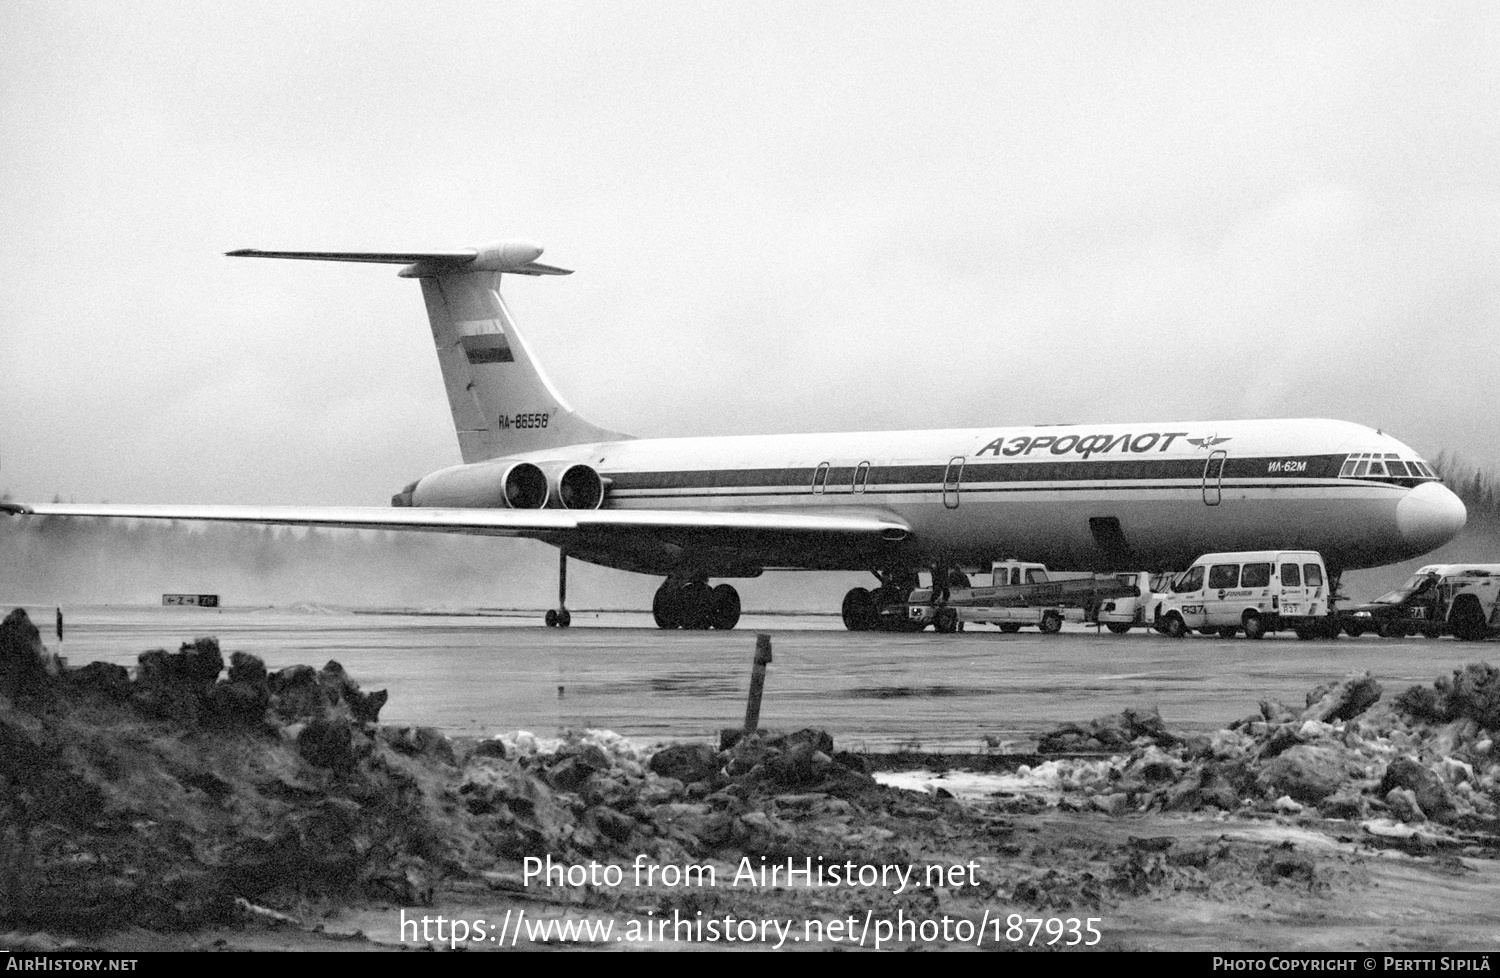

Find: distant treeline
<box><xmin>1431</xmin><ymin>453</ymin><xmax>1500</xmax><ymax>520</ymax></box>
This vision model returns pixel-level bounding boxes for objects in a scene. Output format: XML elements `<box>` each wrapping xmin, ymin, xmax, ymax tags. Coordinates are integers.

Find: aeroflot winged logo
<box><xmin>1187</xmin><ymin>435</ymin><xmax>1232</xmax><ymax>450</ymax></box>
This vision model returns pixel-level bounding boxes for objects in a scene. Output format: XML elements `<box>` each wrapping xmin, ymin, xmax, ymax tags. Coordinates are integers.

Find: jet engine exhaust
<box><xmin>557</xmin><ymin>464</ymin><xmax>605</xmax><ymax>510</ymax></box>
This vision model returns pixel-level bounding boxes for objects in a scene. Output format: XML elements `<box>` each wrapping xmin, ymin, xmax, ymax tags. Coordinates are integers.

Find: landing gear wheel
<box><xmin>545</xmin><ymin>609</ymin><xmax>558</xmax><ymax>627</ymax></box>
<box><xmin>1105</xmin><ymin>623</ymin><xmax>1132</xmax><ymax>634</ymax></box>
<box><xmin>870</xmin><ymin>584</ymin><xmax>920</xmax><ymax>632</ymax></box>
<box><xmin>1242</xmin><ymin>614</ymin><xmax>1266</xmax><ymax>640</ymax></box>
<box><xmin>934</xmin><ymin>607</ymin><xmax>959</xmax><ymax>634</ymax></box>
<box><xmin>679</xmin><ymin>581</ymin><xmax>711</xmax><ymax>630</ymax></box>
<box><xmin>557</xmin><ymin>609</ymin><xmax>571</xmax><ymax>628</ymax></box>
<box><xmin>841</xmin><ymin>587</ymin><xmax>877</xmax><ymax>631</ymax></box>
<box><xmin>1450</xmin><ymin>596</ymin><xmax>1488</xmax><ymax>641</ymax></box>
<box><xmin>709</xmin><ymin>584</ymin><xmax>741</xmax><ymax>630</ymax></box>
<box><xmin>1039</xmin><ymin>611</ymin><xmax>1063</xmax><ymax>635</ymax></box>
<box><xmin>1163</xmin><ymin>615</ymin><xmax>1187</xmax><ymax>639</ymax></box>
<box><xmin>1216</xmin><ymin>627</ymin><xmax>1237</xmax><ymax>639</ymax></box>
<box><xmin>652</xmin><ymin>582</ymin><xmax>682</xmax><ymax>629</ymax></box>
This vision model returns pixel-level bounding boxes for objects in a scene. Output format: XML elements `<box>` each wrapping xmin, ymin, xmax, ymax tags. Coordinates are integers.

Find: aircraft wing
<box><xmin>0</xmin><ymin>502</ymin><xmax>911</xmax><ymax>574</ymax></box>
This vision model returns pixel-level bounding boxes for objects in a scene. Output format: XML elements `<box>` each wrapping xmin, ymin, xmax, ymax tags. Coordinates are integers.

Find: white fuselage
<box><xmin>451</xmin><ymin>416</ymin><xmax>1467</xmax><ymax>575</ymax></box>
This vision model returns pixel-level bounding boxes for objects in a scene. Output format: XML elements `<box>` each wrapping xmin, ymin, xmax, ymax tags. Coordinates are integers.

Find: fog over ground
<box><xmin>2</xmin><ymin>3</ymin><xmax>1497</xmax><ymax>607</ymax></box>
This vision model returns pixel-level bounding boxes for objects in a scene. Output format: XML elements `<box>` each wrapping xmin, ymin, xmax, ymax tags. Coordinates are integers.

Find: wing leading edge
<box><xmin>0</xmin><ymin>503</ymin><xmax>911</xmax><ymax>575</ymax></box>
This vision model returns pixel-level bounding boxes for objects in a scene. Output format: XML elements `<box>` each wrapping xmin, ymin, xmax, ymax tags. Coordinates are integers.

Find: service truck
<box><xmin>1096</xmin><ymin>571</ymin><xmax>1176</xmax><ymax>634</ymax></box>
<box><xmin>904</xmin><ymin>560</ymin><xmax>1139</xmax><ymax>633</ymax></box>
<box><xmin>1342</xmin><ymin>564</ymin><xmax>1500</xmax><ymax>640</ymax></box>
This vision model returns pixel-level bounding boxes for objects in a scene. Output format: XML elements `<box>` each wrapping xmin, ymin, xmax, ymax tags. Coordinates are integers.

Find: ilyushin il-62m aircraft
<box><xmin>4</xmin><ymin>240</ymin><xmax>1467</xmax><ymax>631</ymax></box>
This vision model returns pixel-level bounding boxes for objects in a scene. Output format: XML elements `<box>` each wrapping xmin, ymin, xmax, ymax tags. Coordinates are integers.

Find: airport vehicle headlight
<box><xmin>1354</xmin><ymin>611</ymin><xmax>1372</xmax><ymax>617</ymax></box>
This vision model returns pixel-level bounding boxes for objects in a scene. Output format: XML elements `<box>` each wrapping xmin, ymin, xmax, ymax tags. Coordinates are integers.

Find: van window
<box><xmin>1208</xmin><ymin>564</ymin><xmax>1240</xmax><ymax>589</ymax></box>
<box><xmin>1026</xmin><ymin>569</ymin><xmax>1048</xmax><ymax>584</ymax></box>
<box><xmin>1174</xmin><ymin>566</ymin><xmax>1205</xmax><ymax>593</ymax></box>
<box><xmin>1241</xmin><ymin>563</ymin><xmax>1271</xmax><ymax>588</ymax></box>
<box><xmin>1281</xmin><ymin>563</ymin><xmax>1301</xmax><ymax>586</ymax></box>
<box><xmin>1303</xmin><ymin>563</ymin><xmax>1324</xmax><ymax>587</ymax></box>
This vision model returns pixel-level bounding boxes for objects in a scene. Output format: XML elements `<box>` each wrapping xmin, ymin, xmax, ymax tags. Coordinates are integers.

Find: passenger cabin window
<box><xmin>1241</xmin><ymin>563</ymin><xmax>1271</xmax><ymax>588</ymax></box>
<box><xmin>1175</xmin><ymin>566</ymin><xmax>1205</xmax><ymax>593</ymax></box>
<box><xmin>853</xmin><ymin>461</ymin><xmax>871</xmax><ymax>493</ymax></box>
<box><xmin>1281</xmin><ymin>563</ymin><xmax>1302</xmax><ymax>586</ymax></box>
<box><xmin>1208</xmin><ymin>565</ymin><xmax>1240</xmax><ymax>589</ymax></box>
<box><xmin>1303</xmin><ymin>564</ymin><xmax>1324</xmax><ymax>587</ymax></box>
<box><xmin>812</xmin><ymin>462</ymin><xmax>830</xmax><ymax>494</ymax></box>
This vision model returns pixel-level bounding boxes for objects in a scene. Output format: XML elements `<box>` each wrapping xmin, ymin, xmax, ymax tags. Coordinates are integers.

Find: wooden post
<box><xmin>743</xmin><ymin>633</ymin><xmax>773</xmax><ymax>736</ymax></box>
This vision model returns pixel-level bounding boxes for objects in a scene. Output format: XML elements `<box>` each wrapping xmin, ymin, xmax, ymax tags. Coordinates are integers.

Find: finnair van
<box><xmin>1152</xmin><ymin>550</ymin><xmax>1333</xmax><ymax>640</ymax></box>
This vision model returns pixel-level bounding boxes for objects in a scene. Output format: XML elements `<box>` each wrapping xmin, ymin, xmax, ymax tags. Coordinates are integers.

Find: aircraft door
<box><xmin>942</xmin><ymin>456</ymin><xmax>965</xmax><ymax>509</ymax></box>
<box><xmin>1202</xmin><ymin>450</ymin><xmax>1227</xmax><ymax>506</ymax></box>
<box><xmin>812</xmin><ymin>462</ymin><xmax>831</xmax><ymax>495</ymax></box>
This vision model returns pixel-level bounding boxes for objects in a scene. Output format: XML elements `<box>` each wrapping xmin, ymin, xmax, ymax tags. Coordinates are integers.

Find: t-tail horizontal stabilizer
<box><xmin>228</xmin><ymin>239</ymin><xmax>621</xmax><ymax>462</ymax></box>
<box><xmin>225</xmin><ymin>240</ymin><xmax>572</xmax><ymax>277</ymax></box>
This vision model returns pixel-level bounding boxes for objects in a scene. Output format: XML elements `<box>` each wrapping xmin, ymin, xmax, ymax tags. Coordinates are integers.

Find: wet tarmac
<box><xmin>22</xmin><ymin>603</ymin><xmax>1497</xmax><ymax>751</ymax></box>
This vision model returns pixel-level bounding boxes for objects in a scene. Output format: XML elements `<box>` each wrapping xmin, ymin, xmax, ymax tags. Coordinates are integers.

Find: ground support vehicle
<box><xmin>1341</xmin><ymin>565</ymin><xmax>1500</xmax><ymax>640</ymax></box>
<box><xmin>1097</xmin><ymin>571</ymin><xmax>1176</xmax><ymax>634</ymax></box>
<box><xmin>1152</xmin><ymin>550</ymin><xmax>1337</xmax><ymax>640</ymax></box>
<box><xmin>904</xmin><ymin>560</ymin><xmax>1139</xmax><ymax>634</ymax></box>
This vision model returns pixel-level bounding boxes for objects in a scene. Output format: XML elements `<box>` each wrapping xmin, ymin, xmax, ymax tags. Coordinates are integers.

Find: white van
<box><xmin>1152</xmin><ymin>550</ymin><xmax>1333</xmax><ymax>640</ymax></box>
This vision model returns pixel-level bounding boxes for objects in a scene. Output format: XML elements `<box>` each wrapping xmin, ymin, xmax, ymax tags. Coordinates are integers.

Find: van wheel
<box><xmin>1105</xmin><ymin>623</ymin><xmax>1132</xmax><ymax>634</ymax></box>
<box><xmin>1039</xmin><ymin>611</ymin><xmax>1063</xmax><ymax>634</ymax></box>
<box><xmin>1163</xmin><ymin>614</ymin><xmax>1187</xmax><ymax>639</ymax></box>
<box><xmin>1242</xmin><ymin>614</ymin><xmax>1266</xmax><ymax>640</ymax></box>
<box><xmin>1216</xmin><ymin>627</ymin><xmax>1237</xmax><ymax>639</ymax></box>
<box><xmin>1376</xmin><ymin>619</ymin><xmax>1405</xmax><ymax>639</ymax></box>
<box><xmin>1294</xmin><ymin>626</ymin><xmax>1316</xmax><ymax>640</ymax></box>
<box><xmin>934</xmin><ymin>607</ymin><xmax>959</xmax><ymax>634</ymax></box>
<box><xmin>1344</xmin><ymin>622</ymin><xmax>1367</xmax><ymax>638</ymax></box>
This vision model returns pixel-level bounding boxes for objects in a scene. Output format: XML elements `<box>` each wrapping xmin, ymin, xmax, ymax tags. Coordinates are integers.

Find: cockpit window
<box><xmin>1339</xmin><ymin>452</ymin><xmax>1437</xmax><ymax>486</ymax></box>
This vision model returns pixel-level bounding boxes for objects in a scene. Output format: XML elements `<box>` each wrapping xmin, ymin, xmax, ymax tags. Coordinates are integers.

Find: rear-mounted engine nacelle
<box><xmin>555</xmin><ymin>465</ymin><xmax>606</xmax><ymax>513</ymax></box>
<box><xmin>406</xmin><ymin>460</ymin><xmax>549</xmax><ymax>509</ymax></box>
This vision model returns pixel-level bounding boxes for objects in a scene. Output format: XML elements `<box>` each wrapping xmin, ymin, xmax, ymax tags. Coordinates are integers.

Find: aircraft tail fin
<box><xmin>229</xmin><ymin>241</ymin><xmax>626</xmax><ymax>462</ymax></box>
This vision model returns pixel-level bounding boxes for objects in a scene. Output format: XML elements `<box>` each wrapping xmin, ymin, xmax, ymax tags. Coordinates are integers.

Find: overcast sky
<box><xmin>2</xmin><ymin>1</ymin><xmax>1497</xmax><ymax>506</ymax></box>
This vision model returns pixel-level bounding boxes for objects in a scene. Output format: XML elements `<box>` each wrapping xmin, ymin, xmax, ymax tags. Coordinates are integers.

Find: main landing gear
<box><xmin>842</xmin><ymin>569</ymin><xmax>925</xmax><ymax>632</ymax></box>
<box><xmin>652</xmin><ymin>578</ymin><xmax>741</xmax><ymax>630</ymax></box>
